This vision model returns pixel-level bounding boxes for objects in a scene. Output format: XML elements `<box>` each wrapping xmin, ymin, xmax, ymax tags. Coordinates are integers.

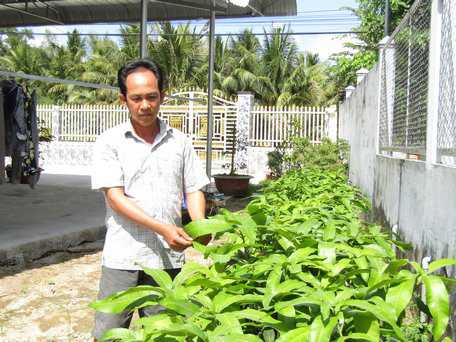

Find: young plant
<box><xmin>91</xmin><ymin>169</ymin><xmax>456</xmax><ymax>341</ymax></box>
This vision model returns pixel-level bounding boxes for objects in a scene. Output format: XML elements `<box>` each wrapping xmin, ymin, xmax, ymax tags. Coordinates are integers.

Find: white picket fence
<box><xmin>251</xmin><ymin>106</ymin><xmax>329</xmax><ymax>147</ymax></box>
<box><xmin>38</xmin><ymin>105</ymin><xmax>331</xmax><ymax>147</ymax></box>
<box><xmin>37</xmin><ymin>93</ymin><xmax>336</xmax><ymax>175</ymax></box>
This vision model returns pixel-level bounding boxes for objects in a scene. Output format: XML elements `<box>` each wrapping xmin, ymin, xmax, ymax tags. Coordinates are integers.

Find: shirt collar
<box><xmin>123</xmin><ymin>117</ymin><xmax>173</xmax><ymax>139</ymax></box>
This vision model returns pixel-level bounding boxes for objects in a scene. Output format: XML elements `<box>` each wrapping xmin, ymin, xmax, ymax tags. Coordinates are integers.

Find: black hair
<box><xmin>117</xmin><ymin>59</ymin><xmax>164</xmax><ymax>97</ymax></box>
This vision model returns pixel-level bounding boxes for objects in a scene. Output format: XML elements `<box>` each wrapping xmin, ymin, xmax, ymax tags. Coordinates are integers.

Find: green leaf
<box><xmin>209</xmin><ymin>334</ymin><xmax>263</xmax><ymax>342</ymax></box>
<box><xmin>278</xmin><ymin>305</ymin><xmax>296</xmax><ymax>331</ymax></box>
<box><xmin>385</xmin><ymin>277</ymin><xmax>416</xmax><ymax>318</ymax></box>
<box><xmin>234</xmin><ymin>309</ymin><xmax>281</xmax><ymax>324</ymax></box>
<box><xmin>427</xmin><ymin>258</ymin><xmax>456</xmax><ymax>273</ymax></box>
<box><xmin>275</xmin><ymin>297</ymin><xmax>322</xmax><ymax>312</ymax></box>
<box><xmin>384</xmin><ymin>259</ymin><xmax>409</xmax><ymax>274</ymax></box>
<box><xmin>318</xmin><ymin>242</ymin><xmax>336</xmax><ymax>264</ymax></box>
<box><xmin>423</xmin><ymin>274</ymin><xmax>450</xmax><ymax>339</ymax></box>
<box><xmin>134</xmin><ymin>314</ymin><xmax>173</xmax><ymax>331</ymax></box>
<box><xmin>213</xmin><ymin>292</ymin><xmax>244</xmax><ymax>313</ymax></box>
<box><xmin>89</xmin><ymin>286</ymin><xmax>161</xmax><ymax>314</ymax></box>
<box><xmin>184</xmin><ymin>218</ymin><xmax>233</xmax><ymax>238</ymax></box>
<box><xmin>263</xmin><ymin>329</ymin><xmax>276</xmax><ymax>342</ymax></box>
<box><xmin>276</xmin><ymin>279</ymin><xmax>305</xmax><ymax>295</ymax></box>
<box><xmin>275</xmin><ymin>327</ymin><xmax>309</xmax><ymax>342</ymax></box>
<box><xmin>343</xmin><ymin>299</ymin><xmax>405</xmax><ymax>340</ymax></box>
<box><xmin>101</xmin><ymin>328</ymin><xmax>140</xmax><ymax>341</ymax></box>
<box><xmin>161</xmin><ymin>323</ymin><xmax>208</xmax><ymax>342</ymax></box>
<box><xmin>353</xmin><ymin>313</ymin><xmax>379</xmax><ymax>340</ymax></box>
<box><xmin>322</xmin><ymin>221</ymin><xmax>336</xmax><ymax>241</ymax></box>
<box><xmin>141</xmin><ymin>267</ymin><xmax>173</xmax><ymax>290</ymax></box>
<box><xmin>296</xmin><ymin>218</ymin><xmax>320</xmax><ymax>234</ymax></box>
<box><xmin>308</xmin><ymin>315</ymin><xmax>338</xmax><ymax>342</ymax></box>
<box><xmin>336</xmin><ymin>333</ymin><xmax>374</xmax><ymax>341</ymax></box>
<box><xmin>215</xmin><ymin>312</ymin><xmax>243</xmax><ymax>335</ymax></box>
<box><xmin>159</xmin><ymin>297</ymin><xmax>201</xmax><ymax>317</ymax></box>
<box><xmin>289</xmin><ymin>247</ymin><xmax>315</xmax><ymax>264</ymax></box>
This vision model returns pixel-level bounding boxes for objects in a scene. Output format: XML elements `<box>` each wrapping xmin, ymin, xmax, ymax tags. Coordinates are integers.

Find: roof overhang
<box><xmin>0</xmin><ymin>0</ymin><xmax>297</xmax><ymax>27</ymax></box>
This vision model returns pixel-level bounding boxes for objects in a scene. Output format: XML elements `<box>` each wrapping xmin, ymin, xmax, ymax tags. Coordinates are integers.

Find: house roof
<box><xmin>0</xmin><ymin>0</ymin><xmax>297</xmax><ymax>27</ymax></box>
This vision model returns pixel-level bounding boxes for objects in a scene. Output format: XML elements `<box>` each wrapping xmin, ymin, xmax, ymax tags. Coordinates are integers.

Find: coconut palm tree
<box><xmin>260</xmin><ymin>26</ymin><xmax>299</xmax><ymax>105</ymax></box>
<box><xmin>217</xmin><ymin>29</ymin><xmax>273</xmax><ymax>99</ymax></box>
<box><xmin>277</xmin><ymin>51</ymin><xmax>327</xmax><ymax>107</ymax></box>
<box><xmin>149</xmin><ymin>22</ymin><xmax>206</xmax><ymax>90</ymax></box>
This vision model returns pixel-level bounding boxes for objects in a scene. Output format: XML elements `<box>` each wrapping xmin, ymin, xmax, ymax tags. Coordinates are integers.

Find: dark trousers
<box><xmin>92</xmin><ymin>266</ymin><xmax>181</xmax><ymax>339</ymax></box>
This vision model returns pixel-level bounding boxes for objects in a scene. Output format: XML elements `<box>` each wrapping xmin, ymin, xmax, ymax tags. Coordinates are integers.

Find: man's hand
<box><xmin>162</xmin><ymin>224</ymin><xmax>193</xmax><ymax>251</ymax></box>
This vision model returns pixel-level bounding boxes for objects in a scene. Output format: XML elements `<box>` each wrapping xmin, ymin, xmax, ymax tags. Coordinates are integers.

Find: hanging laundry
<box><xmin>1</xmin><ymin>80</ymin><xmax>40</xmax><ymax>189</ymax></box>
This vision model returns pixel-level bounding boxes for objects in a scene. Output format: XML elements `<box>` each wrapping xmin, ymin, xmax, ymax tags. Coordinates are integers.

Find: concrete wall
<box><xmin>339</xmin><ymin>63</ymin><xmax>380</xmax><ymax>202</ymax></box>
<box><xmin>40</xmin><ymin>141</ymin><xmax>274</xmax><ymax>183</ymax></box>
<box><xmin>340</xmin><ymin>61</ymin><xmax>456</xmax><ymax>273</ymax></box>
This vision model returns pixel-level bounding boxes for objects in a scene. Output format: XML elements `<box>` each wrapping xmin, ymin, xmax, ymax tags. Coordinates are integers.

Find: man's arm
<box><xmin>104</xmin><ymin>187</ymin><xmax>193</xmax><ymax>251</ymax></box>
<box><xmin>186</xmin><ymin>190</ymin><xmax>211</xmax><ymax>245</ymax></box>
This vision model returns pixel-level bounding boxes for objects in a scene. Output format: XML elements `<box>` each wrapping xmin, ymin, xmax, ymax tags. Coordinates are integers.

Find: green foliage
<box><xmin>329</xmin><ymin>0</ymin><xmax>415</xmax><ymax>93</ymax></box>
<box><xmin>90</xmin><ymin>169</ymin><xmax>455</xmax><ymax>341</ymax></box>
<box><xmin>0</xmin><ymin>24</ymin><xmax>331</xmax><ymax>107</ymax></box>
<box><xmin>267</xmin><ymin>137</ymin><xmax>349</xmax><ymax>177</ymax></box>
<box><xmin>285</xmin><ymin>137</ymin><xmax>349</xmax><ymax>173</ymax></box>
<box><xmin>401</xmin><ymin>318</ymin><xmax>432</xmax><ymax>342</ymax></box>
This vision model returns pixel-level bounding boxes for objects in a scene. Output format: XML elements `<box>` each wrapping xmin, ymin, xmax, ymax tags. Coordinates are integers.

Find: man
<box><xmin>91</xmin><ymin>59</ymin><xmax>210</xmax><ymax>339</ymax></box>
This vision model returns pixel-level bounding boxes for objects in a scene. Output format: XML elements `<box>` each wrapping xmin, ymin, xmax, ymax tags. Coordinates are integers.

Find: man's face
<box><xmin>120</xmin><ymin>68</ymin><xmax>165</xmax><ymax>129</ymax></box>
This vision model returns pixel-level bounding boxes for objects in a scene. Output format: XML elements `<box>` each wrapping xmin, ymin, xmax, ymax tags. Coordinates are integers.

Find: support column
<box><xmin>0</xmin><ymin>88</ymin><xmax>5</xmax><ymax>184</ymax></box>
<box><xmin>205</xmin><ymin>7</ymin><xmax>215</xmax><ymax>179</ymax></box>
<box><xmin>140</xmin><ymin>0</ymin><xmax>148</xmax><ymax>59</ymax></box>
<box><xmin>236</xmin><ymin>92</ymin><xmax>254</xmax><ymax>174</ymax></box>
<box><xmin>425</xmin><ymin>0</ymin><xmax>443</xmax><ymax>167</ymax></box>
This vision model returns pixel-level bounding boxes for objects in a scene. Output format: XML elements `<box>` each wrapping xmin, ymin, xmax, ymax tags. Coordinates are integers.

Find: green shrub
<box><xmin>267</xmin><ymin>137</ymin><xmax>350</xmax><ymax>178</ymax></box>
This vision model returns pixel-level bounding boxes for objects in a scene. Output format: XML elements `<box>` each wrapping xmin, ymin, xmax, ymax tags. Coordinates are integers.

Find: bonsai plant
<box><xmin>213</xmin><ymin>125</ymin><xmax>253</xmax><ymax>197</ymax></box>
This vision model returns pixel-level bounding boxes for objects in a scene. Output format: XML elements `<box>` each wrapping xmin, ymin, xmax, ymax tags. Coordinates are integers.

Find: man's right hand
<box><xmin>162</xmin><ymin>224</ymin><xmax>193</xmax><ymax>251</ymax></box>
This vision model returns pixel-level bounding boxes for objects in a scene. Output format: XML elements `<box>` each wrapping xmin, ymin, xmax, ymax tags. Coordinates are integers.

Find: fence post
<box><xmin>377</xmin><ymin>36</ymin><xmax>390</xmax><ymax>155</ymax></box>
<box><xmin>52</xmin><ymin>105</ymin><xmax>60</xmax><ymax>141</ymax></box>
<box><xmin>326</xmin><ymin>106</ymin><xmax>338</xmax><ymax>142</ymax></box>
<box><xmin>345</xmin><ymin>86</ymin><xmax>355</xmax><ymax>99</ymax></box>
<box><xmin>426</xmin><ymin>0</ymin><xmax>443</xmax><ymax>167</ymax></box>
<box><xmin>356</xmin><ymin>68</ymin><xmax>369</xmax><ymax>85</ymax></box>
<box><xmin>236</xmin><ymin>91</ymin><xmax>254</xmax><ymax>174</ymax></box>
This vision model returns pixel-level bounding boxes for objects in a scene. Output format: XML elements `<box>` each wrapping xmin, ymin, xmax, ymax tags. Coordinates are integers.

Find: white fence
<box><xmin>251</xmin><ymin>106</ymin><xmax>328</xmax><ymax>147</ymax></box>
<box><xmin>37</xmin><ymin>92</ymin><xmax>336</xmax><ymax>177</ymax></box>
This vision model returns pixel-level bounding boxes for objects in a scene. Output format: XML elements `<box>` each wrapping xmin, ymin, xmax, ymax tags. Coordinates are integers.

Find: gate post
<box><xmin>326</xmin><ymin>106</ymin><xmax>338</xmax><ymax>142</ymax></box>
<box><xmin>236</xmin><ymin>92</ymin><xmax>254</xmax><ymax>174</ymax></box>
<box><xmin>52</xmin><ymin>105</ymin><xmax>61</xmax><ymax>141</ymax></box>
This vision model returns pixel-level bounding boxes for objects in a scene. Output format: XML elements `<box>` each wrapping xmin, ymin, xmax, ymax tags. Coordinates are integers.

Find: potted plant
<box><xmin>213</xmin><ymin>125</ymin><xmax>253</xmax><ymax>197</ymax></box>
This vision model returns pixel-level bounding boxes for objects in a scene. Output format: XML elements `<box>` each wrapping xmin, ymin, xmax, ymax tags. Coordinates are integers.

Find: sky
<box><xmin>23</xmin><ymin>0</ymin><xmax>360</xmax><ymax>62</ymax></box>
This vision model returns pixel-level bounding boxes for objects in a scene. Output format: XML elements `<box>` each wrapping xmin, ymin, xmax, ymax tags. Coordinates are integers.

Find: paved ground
<box><xmin>0</xmin><ymin>175</ymin><xmax>250</xmax><ymax>341</ymax></box>
<box><xmin>0</xmin><ymin>173</ymin><xmax>106</xmax><ymax>264</ymax></box>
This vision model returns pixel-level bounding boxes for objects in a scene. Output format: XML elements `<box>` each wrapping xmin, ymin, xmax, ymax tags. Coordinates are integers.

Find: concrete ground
<box><xmin>0</xmin><ymin>173</ymin><xmax>106</xmax><ymax>264</ymax></box>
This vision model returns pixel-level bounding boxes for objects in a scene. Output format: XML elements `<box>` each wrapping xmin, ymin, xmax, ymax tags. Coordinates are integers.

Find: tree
<box><xmin>149</xmin><ymin>22</ymin><xmax>206</xmax><ymax>91</ymax></box>
<box><xmin>329</xmin><ymin>0</ymin><xmax>414</xmax><ymax>93</ymax></box>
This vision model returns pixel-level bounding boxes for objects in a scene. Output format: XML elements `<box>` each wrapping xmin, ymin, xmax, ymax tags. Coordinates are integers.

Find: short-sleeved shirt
<box><xmin>92</xmin><ymin>118</ymin><xmax>210</xmax><ymax>270</ymax></box>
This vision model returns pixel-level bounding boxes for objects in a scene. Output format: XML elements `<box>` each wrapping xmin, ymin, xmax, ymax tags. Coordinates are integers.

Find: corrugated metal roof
<box><xmin>0</xmin><ymin>0</ymin><xmax>297</xmax><ymax>27</ymax></box>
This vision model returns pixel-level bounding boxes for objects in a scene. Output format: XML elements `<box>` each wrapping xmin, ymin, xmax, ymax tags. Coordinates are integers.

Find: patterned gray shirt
<box><xmin>92</xmin><ymin>118</ymin><xmax>209</xmax><ymax>270</ymax></box>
